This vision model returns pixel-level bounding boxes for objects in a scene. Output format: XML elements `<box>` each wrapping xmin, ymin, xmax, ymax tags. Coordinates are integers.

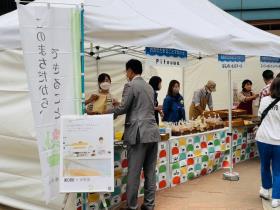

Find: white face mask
<box><xmin>100</xmin><ymin>82</ymin><xmax>111</xmax><ymax>90</ymax></box>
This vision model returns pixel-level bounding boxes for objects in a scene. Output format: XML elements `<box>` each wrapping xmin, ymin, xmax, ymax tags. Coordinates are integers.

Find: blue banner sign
<box><xmin>218</xmin><ymin>54</ymin><xmax>245</xmax><ymax>70</ymax></box>
<box><xmin>260</xmin><ymin>56</ymin><xmax>280</xmax><ymax>63</ymax></box>
<box><xmin>218</xmin><ymin>54</ymin><xmax>246</xmax><ymax>62</ymax></box>
<box><xmin>260</xmin><ymin>56</ymin><xmax>280</xmax><ymax>69</ymax></box>
<box><xmin>145</xmin><ymin>47</ymin><xmax>187</xmax><ymax>58</ymax></box>
<box><xmin>145</xmin><ymin>47</ymin><xmax>188</xmax><ymax>67</ymax></box>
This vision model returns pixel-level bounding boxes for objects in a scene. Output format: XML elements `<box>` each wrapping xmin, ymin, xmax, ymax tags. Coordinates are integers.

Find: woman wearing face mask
<box><xmin>86</xmin><ymin>73</ymin><xmax>119</xmax><ymax>115</ymax></box>
<box><xmin>237</xmin><ymin>79</ymin><xmax>259</xmax><ymax>115</ymax></box>
<box><xmin>162</xmin><ymin>80</ymin><xmax>186</xmax><ymax>123</ymax></box>
<box><xmin>149</xmin><ymin>76</ymin><xmax>163</xmax><ymax>125</ymax></box>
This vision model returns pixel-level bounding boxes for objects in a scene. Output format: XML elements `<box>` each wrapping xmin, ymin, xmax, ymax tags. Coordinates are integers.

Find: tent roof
<box><xmin>1</xmin><ymin>0</ymin><xmax>280</xmax><ymax>56</ymax></box>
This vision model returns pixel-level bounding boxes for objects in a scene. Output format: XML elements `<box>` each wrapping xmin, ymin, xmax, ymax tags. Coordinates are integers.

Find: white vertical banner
<box><xmin>60</xmin><ymin>115</ymin><xmax>114</xmax><ymax>193</ymax></box>
<box><xmin>18</xmin><ymin>5</ymin><xmax>81</xmax><ymax>201</ymax></box>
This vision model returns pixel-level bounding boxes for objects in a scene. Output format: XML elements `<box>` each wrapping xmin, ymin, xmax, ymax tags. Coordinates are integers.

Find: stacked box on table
<box><xmin>138</xmin><ymin>141</ymin><xmax>170</xmax><ymax>196</ymax></box>
<box><xmin>76</xmin><ymin>127</ymin><xmax>259</xmax><ymax>209</ymax></box>
<box><xmin>157</xmin><ymin>141</ymin><xmax>170</xmax><ymax>190</ymax></box>
<box><xmin>221</xmin><ymin>127</ymin><xmax>245</xmax><ymax>168</ymax></box>
<box><xmin>169</xmin><ymin>137</ymin><xmax>186</xmax><ymax>186</ymax></box>
<box><xmin>169</xmin><ymin>129</ymin><xmax>228</xmax><ymax>187</ymax></box>
<box><xmin>221</xmin><ymin>126</ymin><xmax>258</xmax><ymax>170</ymax></box>
<box><xmin>247</xmin><ymin>126</ymin><xmax>255</xmax><ymax>143</ymax></box>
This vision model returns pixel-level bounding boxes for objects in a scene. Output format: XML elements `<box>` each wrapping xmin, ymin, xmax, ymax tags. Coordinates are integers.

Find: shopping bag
<box><xmin>86</xmin><ymin>94</ymin><xmax>107</xmax><ymax>114</ymax></box>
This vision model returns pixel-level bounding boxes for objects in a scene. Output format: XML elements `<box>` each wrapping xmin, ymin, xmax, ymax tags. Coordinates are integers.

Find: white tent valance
<box><xmin>1</xmin><ymin>0</ymin><xmax>280</xmax><ymax>56</ymax></box>
<box><xmin>0</xmin><ymin>1</ymin><xmax>280</xmax><ymax>209</ymax></box>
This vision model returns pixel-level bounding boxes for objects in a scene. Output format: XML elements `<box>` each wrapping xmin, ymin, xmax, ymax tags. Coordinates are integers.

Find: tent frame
<box><xmin>84</xmin><ymin>44</ymin><xmax>239</xmax><ymax>181</ymax></box>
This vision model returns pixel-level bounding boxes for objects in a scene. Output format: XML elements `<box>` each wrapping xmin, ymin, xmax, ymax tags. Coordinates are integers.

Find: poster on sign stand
<box><xmin>60</xmin><ymin>114</ymin><xmax>114</xmax><ymax>193</ymax></box>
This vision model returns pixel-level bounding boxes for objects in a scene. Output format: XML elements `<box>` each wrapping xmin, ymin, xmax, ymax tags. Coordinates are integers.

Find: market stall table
<box><xmin>75</xmin><ymin>125</ymin><xmax>258</xmax><ymax>210</ymax></box>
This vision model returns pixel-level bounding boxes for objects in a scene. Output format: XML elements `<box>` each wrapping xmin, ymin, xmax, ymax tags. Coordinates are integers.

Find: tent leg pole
<box><xmin>228</xmin><ymin>69</ymin><xmax>233</xmax><ymax>174</ymax></box>
<box><xmin>96</xmin><ymin>48</ymin><xmax>100</xmax><ymax>89</ymax></box>
<box><xmin>182</xmin><ymin>67</ymin><xmax>185</xmax><ymax>100</ymax></box>
<box><xmin>223</xmin><ymin>69</ymin><xmax>239</xmax><ymax>181</ymax></box>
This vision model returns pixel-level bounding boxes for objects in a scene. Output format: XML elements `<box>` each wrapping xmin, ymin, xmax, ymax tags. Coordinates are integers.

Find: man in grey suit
<box><xmin>107</xmin><ymin>59</ymin><xmax>160</xmax><ymax>210</ymax></box>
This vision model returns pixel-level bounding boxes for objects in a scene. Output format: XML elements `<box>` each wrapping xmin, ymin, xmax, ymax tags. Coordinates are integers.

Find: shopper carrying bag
<box><xmin>255</xmin><ymin>77</ymin><xmax>280</xmax><ymax>208</ymax></box>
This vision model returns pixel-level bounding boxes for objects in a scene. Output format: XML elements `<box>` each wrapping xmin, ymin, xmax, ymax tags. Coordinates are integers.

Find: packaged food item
<box><xmin>115</xmin><ymin>131</ymin><xmax>123</xmax><ymax>141</ymax></box>
<box><xmin>168</xmin><ymin>114</ymin><xmax>224</xmax><ymax>136</ymax></box>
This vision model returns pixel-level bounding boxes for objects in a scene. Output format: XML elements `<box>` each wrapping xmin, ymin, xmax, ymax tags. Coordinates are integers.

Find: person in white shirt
<box><xmin>259</xmin><ymin>70</ymin><xmax>274</xmax><ymax>105</ymax></box>
<box><xmin>256</xmin><ymin>77</ymin><xmax>280</xmax><ymax>208</ymax></box>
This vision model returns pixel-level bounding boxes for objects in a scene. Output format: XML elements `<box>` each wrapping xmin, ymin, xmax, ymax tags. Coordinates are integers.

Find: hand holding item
<box><xmin>254</xmin><ymin>93</ymin><xmax>259</xmax><ymax>99</ymax></box>
<box><xmin>86</xmin><ymin>94</ymin><xmax>99</xmax><ymax>105</ymax></box>
<box><xmin>112</xmin><ymin>98</ymin><xmax>120</xmax><ymax>107</ymax></box>
<box><xmin>103</xmin><ymin>110</ymin><xmax>108</xmax><ymax>114</ymax></box>
<box><xmin>86</xmin><ymin>110</ymin><xmax>101</xmax><ymax>115</ymax></box>
<box><xmin>90</xmin><ymin>94</ymin><xmax>99</xmax><ymax>101</ymax></box>
<box><xmin>155</xmin><ymin>105</ymin><xmax>163</xmax><ymax>111</ymax></box>
<box><xmin>159</xmin><ymin>110</ymin><xmax>164</xmax><ymax>118</ymax></box>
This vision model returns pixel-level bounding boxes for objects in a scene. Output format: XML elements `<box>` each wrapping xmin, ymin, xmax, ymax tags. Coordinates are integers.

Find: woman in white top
<box><xmin>256</xmin><ymin>77</ymin><xmax>280</xmax><ymax>208</ymax></box>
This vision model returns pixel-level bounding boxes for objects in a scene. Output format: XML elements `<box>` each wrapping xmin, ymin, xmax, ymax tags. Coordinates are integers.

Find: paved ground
<box><xmin>263</xmin><ymin>198</ymin><xmax>280</xmax><ymax>210</ymax></box>
<box><xmin>1</xmin><ymin>159</ymin><xmax>268</xmax><ymax>210</ymax></box>
<box><xmin>152</xmin><ymin>158</ymin><xmax>263</xmax><ymax>210</ymax></box>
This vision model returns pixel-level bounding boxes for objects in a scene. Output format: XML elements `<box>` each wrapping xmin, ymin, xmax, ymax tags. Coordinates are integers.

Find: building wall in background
<box><xmin>210</xmin><ymin>0</ymin><xmax>280</xmax><ymax>34</ymax></box>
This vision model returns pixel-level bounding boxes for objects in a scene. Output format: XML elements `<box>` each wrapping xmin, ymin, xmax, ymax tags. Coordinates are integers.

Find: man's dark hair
<box><xmin>149</xmin><ymin>76</ymin><xmax>162</xmax><ymax>91</ymax></box>
<box><xmin>262</xmin><ymin>70</ymin><xmax>274</xmax><ymax>81</ymax></box>
<box><xmin>270</xmin><ymin>77</ymin><xmax>280</xmax><ymax>98</ymax></box>
<box><xmin>126</xmin><ymin>59</ymin><xmax>143</xmax><ymax>74</ymax></box>
<box><xmin>277</xmin><ymin>72</ymin><xmax>280</xmax><ymax>78</ymax></box>
<box><xmin>167</xmin><ymin>80</ymin><xmax>180</xmax><ymax>96</ymax></box>
<box><xmin>242</xmin><ymin>79</ymin><xmax>252</xmax><ymax>91</ymax></box>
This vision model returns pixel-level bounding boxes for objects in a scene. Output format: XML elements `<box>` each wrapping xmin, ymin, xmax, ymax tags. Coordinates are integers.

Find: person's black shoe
<box><xmin>119</xmin><ymin>207</ymin><xmax>138</xmax><ymax>210</ymax></box>
<box><xmin>140</xmin><ymin>205</ymin><xmax>154</xmax><ymax>210</ymax></box>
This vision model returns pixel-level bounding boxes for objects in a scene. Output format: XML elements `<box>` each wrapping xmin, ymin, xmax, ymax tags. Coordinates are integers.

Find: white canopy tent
<box><xmin>1</xmin><ymin>0</ymin><xmax>280</xmax><ymax>55</ymax></box>
<box><xmin>0</xmin><ymin>0</ymin><xmax>280</xmax><ymax>209</ymax></box>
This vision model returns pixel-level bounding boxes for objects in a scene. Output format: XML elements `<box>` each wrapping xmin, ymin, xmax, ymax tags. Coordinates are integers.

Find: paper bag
<box><xmin>86</xmin><ymin>94</ymin><xmax>107</xmax><ymax>113</ymax></box>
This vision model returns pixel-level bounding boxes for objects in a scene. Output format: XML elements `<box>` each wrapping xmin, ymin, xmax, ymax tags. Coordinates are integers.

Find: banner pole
<box><xmin>80</xmin><ymin>5</ymin><xmax>88</xmax><ymax>210</ymax></box>
<box><xmin>223</xmin><ymin>69</ymin><xmax>239</xmax><ymax>181</ymax></box>
<box><xmin>62</xmin><ymin>4</ymin><xmax>86</xmax><ymax>210</ymax></box>
<box><xmin>81</xmin><ymin>3</ymin><xmax>86</xmax><ymax>115</ymax></box>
